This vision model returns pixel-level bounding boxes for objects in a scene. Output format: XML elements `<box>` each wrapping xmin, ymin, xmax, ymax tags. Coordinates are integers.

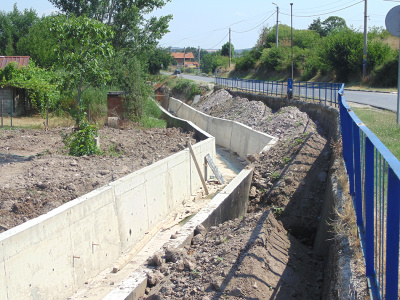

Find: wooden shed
<box><xmin>0</xmin><ymin>56</ymin><xmax>31</xmax><ymax>116</ymax></box>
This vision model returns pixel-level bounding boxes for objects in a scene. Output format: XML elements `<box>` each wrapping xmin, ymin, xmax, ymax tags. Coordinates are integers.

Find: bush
<box><xmin>172</xmin><ymin>79</ymin><xmax>202</xmax><ymax>100</ymax></box>
<box><xmin>369</xmin><ymin>54</ymin><xmax>399</xmax><ymax>87</ymax></box>
<box><xmin>321</xmin><ymin>29</ymin><xmax>364</xmax><ymax>82</ymax></box>
<box><xmin>63</xmin><ymin>115</ymin><xmax>101</xmax><ymax>156</ymax></box>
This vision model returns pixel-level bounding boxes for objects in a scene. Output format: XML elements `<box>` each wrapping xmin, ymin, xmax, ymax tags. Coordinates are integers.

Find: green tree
<box><xmin>309</xmin><ymin>16</ymin><xmax>347</xmax><ymax>37</ymax></box>
<box><xmin>221</xmin><ymin>42</ymin><xmax>234</xmax><ymax>57</ymax></box>
<box><xmin>146</xmin><ymin>47</ymin><xmax>172</xmax><ymax>75</ymax></box>
<box><xmin>109</xmin><ymin>52</ymin><xmax>151</xmax><ymax>120</ymax></box>
<box><xmin>51</xmin><ymin>15</ymin><xmax>114</xmax><ymax>109</ymax></box>
<box><xmin>200</xmin><ymin>52</ymin><xmax>219</xmax><ymax>74</ymax></box>
<box><xmin>48</xmin><ymin>0</ymin><xmax>172</xmax><ymax>52</ymax></box>
<box><xmin>0</xmin><ymin>4</ymin><xmax>39</xmax><ymax>55</ymax></box>
<box><xmin>17</xmin><ymin>15</ymin><xmax>58</xmax><ymax>68</ymax></box>
<box><xmin>322</xmin><ymin>16</ymin><xmax>347</xmax><ymax>35</ymax></box>
<box><xmin>308</xmin><ymin>18</ymin><xmax>324</xmax><ymax>36</ymax></box>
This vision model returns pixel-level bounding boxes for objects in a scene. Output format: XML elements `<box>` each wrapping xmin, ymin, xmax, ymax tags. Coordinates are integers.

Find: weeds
<box><xmin>270</xmin><ymin>172</ymin><xmax>280</xmax><ymax>181</ymax></box>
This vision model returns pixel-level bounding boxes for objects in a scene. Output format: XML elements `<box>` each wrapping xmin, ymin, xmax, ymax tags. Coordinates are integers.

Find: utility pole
<box><xmin>198</xmin><ymin>46</ymin><xmax>200</xmax><ymax>73</ymax></box>
<box><xmin>272</xmin><ymin>2</ymin><xmax>279</xmax><ymax>47</ymax></box>
<box><xmin>229</xmin><ymin>28</ymin><xmax>232</xmax><ymax>68</ymax></box>
<box><xmin>290</xmin><ymin>3</ymin><xmax>294</xmax><ymax>80</ymax></box>
<box><xmin>363</xmin><ymin>0</ymin><xmax>368</xmax><ymax>77</ymax></box>
<box><xmin>183</xmin><ymin>47</ymin><xmax>186</xmax><ymax>73</ymax></box>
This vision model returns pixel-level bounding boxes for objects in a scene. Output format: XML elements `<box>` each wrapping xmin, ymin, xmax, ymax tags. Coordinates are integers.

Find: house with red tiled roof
<box><xmin>171</xmin><ymin>52</ymin><xmax>199</xmax><ymax>68</ymax></box>
<box><xmin>0</xmin><ymin>56</ymin><xmax>31</xmax><ymax>116</ymax></box>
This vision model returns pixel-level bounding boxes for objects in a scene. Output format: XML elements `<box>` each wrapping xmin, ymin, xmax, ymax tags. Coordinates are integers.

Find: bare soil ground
<box><xmin>141</xmin><ymin>89</ymin><xmax>335</xmax><ymax>299</ymax></box>
<box><xmin>0</xmin><ymin>125</ymin><xmax>196</xmax><ymax>233</ymax></box>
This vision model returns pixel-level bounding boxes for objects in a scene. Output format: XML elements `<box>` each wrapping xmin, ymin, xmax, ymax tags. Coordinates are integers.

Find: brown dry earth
<box><xmin>142</xmin><ymin>89</ymin><xmax>333</xmax><ymax>299</ymax></box>
<box><xmin>0</xmin><ymin>125</ymin><xmax>196</xmax><ymax>233</ymax></box>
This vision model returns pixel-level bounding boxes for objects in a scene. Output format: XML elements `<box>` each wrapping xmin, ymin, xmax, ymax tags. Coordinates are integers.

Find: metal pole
<box><xmin>363</xmin><ymin>0</ymin><xmax>368</xmax><ymax>78</ymax></box>
<box><xmin>198</xmin><ymin>46</ymin><xmax>200</xmax><ymax>73</ymax></box>
<box><xmin>229</xmin><ymin>28</ymin><xmax>231</xmax><ymax>68</ymax></box>
<box><xmin>273</xmin><ymin>3</ymin><xmax>279</xmax><ymax>47</ymax></box>
<box><xmin>183</xmin><ymin>47</ymin><xmax>186</xmax><ymax>73</ymax></box>
<box><xmin>290</xmin><ymin>3</ymin><xmax>294</xmax><ymax>80</ymax></box>
<box><xmin>1</xmin><ymin>98</ymin><xmax>3</xmax><ymax>128</ymax></box>
<box><xmin>397</xmin><ymin>38</ymin><xmax>400</xmax><ymax>126</ymax></box>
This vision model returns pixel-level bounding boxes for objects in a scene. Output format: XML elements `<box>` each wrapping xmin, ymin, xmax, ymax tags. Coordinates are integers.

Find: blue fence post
<box><xmin>364</xmin><ymin>137</ymin><xmax>375</xmax><ymax>278</ymax></box>
<box><xmin>305</xmin><ymin>82</ymin><xmax>308</xmax><ymax>99</ymax></box>
<box><xmin>385</xmin><ymin>167</ymin><xmax>400</xmax><ymax>299</ymax></box>
<box><xmin>353</xmin><ymin>122</ymin><xmax>364</xmax><ymax>227</ymax></box>
<box><xmin>312</xmin><ymin>82</ymin><xmax>315</xmax><ymax>101</ymax></box>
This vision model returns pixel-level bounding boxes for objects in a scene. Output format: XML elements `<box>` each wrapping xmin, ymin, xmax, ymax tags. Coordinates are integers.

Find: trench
<box><xmin>78</xmin><ymin>92</ymin><xmax>341</xmax><ymax>299</ymax></box>
<box><xmin>149</xmin><ymin>91</ymin><xmax>341</xmax><ymax>299</ymax></box>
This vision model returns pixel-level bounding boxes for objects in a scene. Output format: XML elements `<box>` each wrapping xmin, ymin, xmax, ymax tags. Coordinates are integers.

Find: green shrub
<box><xmin>63</xmin><ymin>115</ymin><xmax>101</xmax><ymax>156</ymax></box>
<box><xmin>369</xmin><ymin>54</ymin><xmax>399</xmax><ymax>87</ymax></box>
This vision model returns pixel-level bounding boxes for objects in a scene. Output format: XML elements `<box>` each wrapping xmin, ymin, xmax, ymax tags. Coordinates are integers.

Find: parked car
<box><xmin>173</xmin><ymin>69</ymin><xmax>181</xmax><ymax>75</ymax></box>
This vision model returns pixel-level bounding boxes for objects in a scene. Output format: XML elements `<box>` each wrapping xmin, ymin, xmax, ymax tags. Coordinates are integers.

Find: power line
<box><xmin>293</xmin><ymin>0</ymin><xmax>358</xmax><ymax>12</ymax></box>
<box><xmin>158</xmin><ymin>12</ymin><xmax>270</xmax><ymax>48</ymax></box>
<box><xmin>280</xmin><ymin>1</ymin><xmax>363</xmax><ymax>18</ymax></box>
<box><xmin>232</xmin><ymin>12</ymin><xmax>276</xmax><ymax>34</ymax></box>
<box><xmin>209</xmin><ymin>32</ymin><xmax>229</xmax><ymax>49</ymax></box>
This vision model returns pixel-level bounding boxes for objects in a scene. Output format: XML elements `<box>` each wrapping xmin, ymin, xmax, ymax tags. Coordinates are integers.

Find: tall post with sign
<box><xmin>385</xmin><ymin>5</ymin><xmax>400</xmax><ymax>126</ymax></box>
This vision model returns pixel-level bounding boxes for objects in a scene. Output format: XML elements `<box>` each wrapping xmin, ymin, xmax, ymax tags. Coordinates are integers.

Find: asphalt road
<box><xmin>344</xmin><ymin>90</ymin><xmax>398</xmax><ymax>112</ymax></box>
<box><xmin>173</xmin><ymin>72</ymin><xmax>399</xmax><ymax>112</ymax></box>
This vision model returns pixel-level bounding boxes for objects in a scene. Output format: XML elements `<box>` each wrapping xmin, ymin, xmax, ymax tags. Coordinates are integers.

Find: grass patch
<box><xmin>139</xmin><ymin>98</ymin><xmax>166</xmax><ymax>128</ymax></box>
<box><xmin>352</xmin><ymin>107</ymin><xmax>400</xmax><ymax>160</ymax></box>
<box><xmin>0</xmin><ymin>115</ymin><xmax>75</xmax><ymax>129</ymax></box>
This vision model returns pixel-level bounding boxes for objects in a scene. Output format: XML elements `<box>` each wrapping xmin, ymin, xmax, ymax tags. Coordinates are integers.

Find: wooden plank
<box><xmin>205</xmin><ymin>154</ymin><xmax>225</xmax><ymax>184</ymax></box>
<box><xmin>187</xmin><ymin>142</ymin><xmax>209</xmax><ymax>195</ymax></box>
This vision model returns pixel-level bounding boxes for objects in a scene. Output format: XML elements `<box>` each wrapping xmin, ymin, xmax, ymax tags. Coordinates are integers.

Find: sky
<box><xmin>2</xmin><ymin>0</ymin><xmax>400</xmax><ymax>50</ymax></box>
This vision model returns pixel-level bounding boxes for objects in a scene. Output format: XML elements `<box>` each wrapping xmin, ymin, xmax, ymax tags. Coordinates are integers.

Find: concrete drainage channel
<box><xmin>104</xmin><ymin>94</ymin><xmax>356</xmax><ymax>299</ymax></box>
<box><xmin>0</xmin><ymin>90</ymin><xmax>361</xmax><ymax>299</ymax></box>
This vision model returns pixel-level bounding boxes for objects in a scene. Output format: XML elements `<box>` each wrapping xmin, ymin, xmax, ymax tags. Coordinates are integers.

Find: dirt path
<box><xmin>0</xmin><ymin>125</ymin><xmax>197</xmax><ymax>233</ymax></box>
<box><xmin>142</xmin><ymin>89</ymin><xmax>332</xmax><ymax>299</ymax></box>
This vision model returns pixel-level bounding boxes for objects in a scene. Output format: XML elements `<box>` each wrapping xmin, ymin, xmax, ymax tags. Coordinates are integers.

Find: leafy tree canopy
<box><xmin>308</xmin><ymin>16</ymin><xmax>347</xmax><ymax>37</ymax></box>
<box><xmin>17</xmin><ymin>15</ymin><xmax>59</xmax><ymax>68</ymax></box>
<box><xmin>146</xmin><ymin>47</ymin><xmax>172</xmax><ymax>75</ymax></box>
<box><xmin>221</xmin><ymin>42</ymin><xmax>234</xmax><ymax>57</ymax></box>
<box><xmin>48</xmin><ymin>0</ymin><xmax>172</xmax><ymax>52</ymax></box>
<box><xmin>0</xmin><ymin>4</ymin><xmax>39</xmax><ymax>55</ymax></box>
<box><xmin>51</xmin><ymin>15</ymin><xmax>114</xmax><ymax>108</ymax></box>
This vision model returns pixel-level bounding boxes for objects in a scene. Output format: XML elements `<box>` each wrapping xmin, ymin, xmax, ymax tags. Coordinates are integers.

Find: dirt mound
<box><xmin>0</xmin><ymin>125</ymin><xmax>196</xmax><ymax>233</ymax></box>
<box><xmin>194</xmin><ymin>89</ymin><xmax>314</xmax><ymax>139</ymax></box>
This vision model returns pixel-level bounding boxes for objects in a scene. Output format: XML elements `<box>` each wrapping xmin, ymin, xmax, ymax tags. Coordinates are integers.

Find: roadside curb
<box><xmin>344</xmin><ymin>88</ymin><xmax>398</xmax><ymax>94</ymax></box>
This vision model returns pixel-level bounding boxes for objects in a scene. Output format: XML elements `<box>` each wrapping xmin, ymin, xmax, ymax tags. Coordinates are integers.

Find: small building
<box><xmin>171</xmin><ymin>52</ymin><xmax>199</xmax><ymax>68</ymax></box>
<box><xmin>0</xmin><ymin>56</ymin><xmax>31</xmax><ymax>116</ymax></box>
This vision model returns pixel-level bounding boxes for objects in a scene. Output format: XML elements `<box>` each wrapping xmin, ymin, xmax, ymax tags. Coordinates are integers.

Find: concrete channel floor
<box><xmin>68</xmin><ymin>146</ymin><xmax>247</xmax><ymax>299</ymax></box>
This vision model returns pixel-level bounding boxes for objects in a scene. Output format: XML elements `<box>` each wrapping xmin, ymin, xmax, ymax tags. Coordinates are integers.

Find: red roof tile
<box><xmin>171</xmin><ymin>52</ymin><xmax>195</xmax><ymax>59</ymax></box>
<box><xmin>0</xmin><ymin>56</ymin><xmax>30</xmax><ymax>69</ymax></box>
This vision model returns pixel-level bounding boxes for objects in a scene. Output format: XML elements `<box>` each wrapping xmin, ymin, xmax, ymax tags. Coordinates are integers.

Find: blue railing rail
<box><xmin>215</xmin><ymin>77</ymin><xmax>342</xmax><ymax>106</ymax></box>
<box><xmin>339</xmin><ymin>86</ymin><xmax>400</xmax><ymax>300</ymax></box>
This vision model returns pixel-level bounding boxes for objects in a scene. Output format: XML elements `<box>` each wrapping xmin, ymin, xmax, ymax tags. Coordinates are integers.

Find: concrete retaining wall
<box><xmin>0</xmin><ymin>110</ymin><xmax>215</xmax><ymax>300</ymax></box>
<box><xmin>105</xmin><ymin>167</ymin><xmax>254</xmax><ymax>299</ymax></box>
<box><xmin>167</xmin><ymin>97</ymin><xmax>278</xmax><ymax>159</ymax></box>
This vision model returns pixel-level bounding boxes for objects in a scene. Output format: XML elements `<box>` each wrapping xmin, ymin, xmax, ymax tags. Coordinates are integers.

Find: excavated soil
<box><xmin>142</xmin><ymin>89</ymin><xmax>333</xmax><ymax>299</ymax></box>
<box><xmin>0</xmin><ymin>125</ymin><xmax>196</xmax><ymax>233</ymax></box>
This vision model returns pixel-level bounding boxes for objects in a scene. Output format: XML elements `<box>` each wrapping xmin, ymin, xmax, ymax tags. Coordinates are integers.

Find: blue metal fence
<box><xmin>215</xmin><ymin>77</ymin><xmax>342</xmax><ymax>106</ymax></box>
<box><xmin>339</xmin><ymin>88</ymin><xmax>400</xmax><ymax>299</ymax></box>
<box><xmin>216</xmin><ymin>76</ymin><xmax>400</xmax><ymax>298</ymax></box>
